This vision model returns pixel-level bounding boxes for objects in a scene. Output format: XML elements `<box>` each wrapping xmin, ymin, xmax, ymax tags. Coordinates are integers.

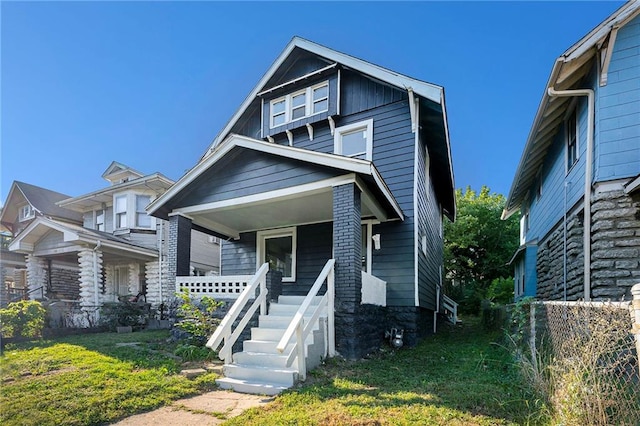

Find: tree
<box><xmin>444</xmin><ymin>186</ymin><xmax>519</xmax><ymax>311</ymax></box>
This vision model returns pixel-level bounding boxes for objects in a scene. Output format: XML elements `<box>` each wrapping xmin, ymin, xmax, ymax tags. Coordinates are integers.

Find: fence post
<box><xmin>632</xmin><ymin>283</ymin><xmax>640</xmax><ymax>376</ymax></box>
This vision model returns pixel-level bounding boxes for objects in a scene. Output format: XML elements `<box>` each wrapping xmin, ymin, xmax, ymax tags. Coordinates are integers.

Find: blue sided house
<box><xmin>149</xmin><ymin>37</ymin><xmax>456</xmax><ymax>393</ymax></box>
<box><xmin>503</xmin><ymin>1</ymin><xmax>640</xmax><ymax>303</ymax></box>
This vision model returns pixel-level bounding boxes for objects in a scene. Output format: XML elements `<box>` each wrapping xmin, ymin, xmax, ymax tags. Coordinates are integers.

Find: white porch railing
<box><xmin>441</xmin><ymin>293</ymin><xmax>459</xmax><ymax>324</ymax></box>
<box><xmin>276</xmin><ymin>259</ymin><xmax>335</xmax><ymax>381</ymax></box>
<box><xmin>176</xmin><ymin>275</ymin><xmax>254</xmax><ymax>299</ymax></box>
<box><xmin>361</xmin><ymin>271</ymin><xmax>386</xmax><ymax>306</ymax></box>
<box><xmin>205</xmin><ymin>263</ymin><xmax>269</xmax><ymax>363</ymax></box>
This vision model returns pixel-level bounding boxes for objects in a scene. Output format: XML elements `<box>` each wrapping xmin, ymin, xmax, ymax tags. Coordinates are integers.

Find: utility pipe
<box><xmin>547</xmin><ymin>87</ymin><xmax>594</xmax><ymax>301</ymax></box>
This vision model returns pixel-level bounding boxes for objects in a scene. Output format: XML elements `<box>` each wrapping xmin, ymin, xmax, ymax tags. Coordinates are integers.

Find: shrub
<box><xmin>100</xmin><ymin>301</ymin><xmax>154</xmax><ymax>330</ymax></box>
<box><xmin>174</xmin><ymin>290</ymin><xmax>223</xmax><ymax>345</ymax></box>
<box><xmin>487</xmin><ymin>277</ymin><xmax>514</xmax><ymax>305</ymax></box>
<box><xmin>0</xmin><ymin>300</ymin><xmax>46</xmax><ymax>338</ymax></box>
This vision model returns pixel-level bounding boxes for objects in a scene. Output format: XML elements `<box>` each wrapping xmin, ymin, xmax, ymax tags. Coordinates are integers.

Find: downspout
<box><xmin>547</xmin><ymin>87</ymin><xmax>594</xmax><ymax>301</ymax></box>
<box><xmin>93</xmin><ymin>241</ymin><xmax>102</xmax><ymax>307</ymax></box>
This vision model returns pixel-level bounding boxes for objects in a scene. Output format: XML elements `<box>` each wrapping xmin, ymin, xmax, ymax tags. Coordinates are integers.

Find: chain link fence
<box><xmin>512</xmin><ymin>300</ymin><xmax>640</xmax><ymax>425</ymax></box>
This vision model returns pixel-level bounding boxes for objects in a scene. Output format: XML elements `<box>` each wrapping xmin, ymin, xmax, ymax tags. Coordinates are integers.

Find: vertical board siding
<box><xmin>596</xmin><ymin>14</ymin><xmax>640</xmax><ymax>182</ymax></box>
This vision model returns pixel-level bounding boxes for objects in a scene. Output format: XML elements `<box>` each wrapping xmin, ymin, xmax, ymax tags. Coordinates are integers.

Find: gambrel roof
<box><xmin>503</xmin><ymin>1</ymin><xmax>640</xmax><ymax>218</ymax></box>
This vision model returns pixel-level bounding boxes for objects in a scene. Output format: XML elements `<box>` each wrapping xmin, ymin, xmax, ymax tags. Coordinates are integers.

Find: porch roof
<box><xmin>148</xmin><ymin>134</ymin><xmax>404</xmax><ymax>239</ymax></box>
<box><xmin>8</xmin><ymin>216</ymin><xmax>158</xmax><ymax>260</ymax></box>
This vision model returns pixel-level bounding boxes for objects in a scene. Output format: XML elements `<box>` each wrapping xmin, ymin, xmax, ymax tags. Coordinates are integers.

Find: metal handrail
<box><xmin>8</xmin><ymin>286</ymin><xmax>45</xmax><ymax>304</ymax></box>
<box><xmin>276</xmin><ymin>259</ymin><xmax>335</xmax><ymax>381</ymax></box>
<box><xmin>205</xmin><ymin>263</ymin><xmax>269</xmax><ymax>364</ymax></box>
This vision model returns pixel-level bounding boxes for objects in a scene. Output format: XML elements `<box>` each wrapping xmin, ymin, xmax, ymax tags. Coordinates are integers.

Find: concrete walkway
<box><xmin>111</xmin><ymin>390</ymin><xmax>274</xmax><ymax>426</ymax></box>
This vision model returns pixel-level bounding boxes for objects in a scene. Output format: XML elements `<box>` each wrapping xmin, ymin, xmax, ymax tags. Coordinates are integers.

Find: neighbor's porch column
<box><xmin>25</xmin><ymin>255</ymin><xmax>47</xmax><ymax>300</ymax></box>
<box><xmin>78</xmin><ymin>248</ymin><xmax>103</xmax><ymax>310</ymax></box>
<box><xmin>333</xmin><ymin>183</ymin><xmax>362</xmax><ymax>359</ymax></box>
<box><xmin>167</xmin><ymin>214</ymin><xmax>192</xmax><ymax>294</ymax></box>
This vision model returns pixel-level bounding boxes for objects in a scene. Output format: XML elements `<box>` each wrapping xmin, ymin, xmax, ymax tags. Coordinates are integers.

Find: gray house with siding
<box><xmin>149</xmin><ymin>37</ymin><xmax>455</xmax><ymax>371</ymax></box>
<box><xmin>504</xmin><ymin>1</ymin><xmax>640</xmax><ymax>302</ymax></box>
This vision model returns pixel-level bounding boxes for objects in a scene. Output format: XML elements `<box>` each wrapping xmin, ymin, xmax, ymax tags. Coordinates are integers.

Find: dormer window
<box><xmin>269</xmin><ymin>81</ymin><xmax>329</xmax><ymax>129</ymax></box>
<box><xmin>19</xmin><ymin>204</ymin><xmax>34</xmax><ymax>221</ymax></box>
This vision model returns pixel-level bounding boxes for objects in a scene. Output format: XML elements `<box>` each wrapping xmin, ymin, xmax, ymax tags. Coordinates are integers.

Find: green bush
<box><xmin>0</xmin><ymin>300</ymin><xmax>46</xmax><ymax>338</ymax></box>
<box><xmin>100</xmin><ymin>301</ymin><xmax>154</xmax><ymax>330</ymax></box>
<box><xmin>174</xmin><ymin>290</ymin><xmax>223</xmax><ymax>345</ymax></box>
<box><xmin>174</xmin><ymin>343</ymin><xmax>218</xmax><ymax>361</ymax></box>
<box><xmin>487</xmin><ymin>277</ymin><xmax>514</xmax><ymax>305</ymax></box>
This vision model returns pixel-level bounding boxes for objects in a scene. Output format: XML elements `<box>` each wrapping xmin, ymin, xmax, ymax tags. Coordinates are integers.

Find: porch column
<box><xmin>333</xmin><ymin>183</ymin><xmax>363</xmax><ymax>359</ymax></box>
<box><xmin>25</xmin><ymin>255</ymin><xmax>47</xmax><ymax>300</ymax></box>
<box><xmin>78</xmin><ymin>248</ymin><xmax>103</xmax><ymax>310</ymax></box>
<box><xmin>167</xmin><ymin>214</ymin><xmax>192</xmax><ymax>294</ymax></box>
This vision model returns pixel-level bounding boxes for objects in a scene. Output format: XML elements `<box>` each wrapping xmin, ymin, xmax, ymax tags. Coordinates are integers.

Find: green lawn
<box><xmin>227</xmin><ymin>319</ymin><xmax>547</xmax><ymax>425</ymax></box>
<box><xmin>0</xmin><ymin>320</ymin><xmax>546</xmax><ymax>426</ymax></box>
<box><xmin>0</xmin><ymin>330</ymin><xmax>218</xmax><ymax>426</ymax></box>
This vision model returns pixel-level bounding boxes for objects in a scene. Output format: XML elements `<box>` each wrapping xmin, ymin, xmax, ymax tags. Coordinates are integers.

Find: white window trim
<box><xmin>565</xmin><ymin>108</ymin><xmax>579</xmax><ymax>174</ymax></box>
<box><xmin>256</xmin><ymin>227</ymin><xmax>297</xmax><ymax>282</ymax></box>
<box><xmin>135</xmin><ymin>195</ymin><xmax>152</xmax><ymax>229</ymax></box>
<box><xmin>95</xmin><ymin>209</ymin><xmax>105</xmax><ymax>231</ymax></box>
<box><xmin>114</xmin><ymin>194</ymin><xmax>128</xmax><ymax>230</ymax></box>
<box><xmin>334</xmin><ymin>119</ymin><xmax>374</xmax><ymax>161</ymax></box>
<box><xmin>19</xmin><ymin>204</ymin><xmax>34</xmax><ymax>222</ymax></box>
<box><xmin>269</xmin><ymin>81</ymin><xmax>329</xmax><ymax>129</ymax></box>
<box><xmin>114</xmin><ymin>192</ymin><xmax>155</xmax><ymax>231</ymax></box>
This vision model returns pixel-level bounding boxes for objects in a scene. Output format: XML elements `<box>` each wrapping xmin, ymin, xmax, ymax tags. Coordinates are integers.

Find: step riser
<box><xmin>258</xmin><ymin>316</ymin><xmax>323</xmax><ymax>329</ymax></box>
<box><xmin>233</xmin><ymin>352</ymin><xmax>294</xmax><ymax>368</ymax></box>
<box><xmin>224</xmin><ymin>365</ymin><xmax>297</xmax><ymax>386</ymax></box>
<box><xmin>277</xmin><ymin>296</ymin><xmax>323</xmax><ymax>305</ymax></box>
<box><xmin>216</xmin><ymin>378</ymin><xmax>286</xmax><ymax>396</ymax></box>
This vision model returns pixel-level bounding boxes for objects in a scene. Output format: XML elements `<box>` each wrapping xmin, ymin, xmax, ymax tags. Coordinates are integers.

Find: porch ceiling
<box><xmin>177</xmin><ymin>175</ymin><xmax>389</xmax><ymax>240</ymax></box>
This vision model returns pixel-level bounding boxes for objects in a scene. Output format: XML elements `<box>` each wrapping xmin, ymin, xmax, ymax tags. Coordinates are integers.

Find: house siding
<box><xmin>596</xmin><ymin>14</ymin><xmax>640</xmax><ymax>182</ymax></box>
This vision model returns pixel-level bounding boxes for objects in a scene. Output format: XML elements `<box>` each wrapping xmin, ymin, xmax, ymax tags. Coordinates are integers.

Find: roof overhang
<box><xmin>503</xmin><ymin>1</ymin><xmax>640</xmax><ymax>219</ymax></box>
<box><xmin>9</xmin><ymin>217</ymin><xmax>157</xmax><ymax>259</ymax></box>
<box><xmin>58</xmin><ymin>173</ymin><xmax>174</xmax><ymax>212</ymax></box>
<box><xmin>149</xmin><ymin>134</ymin><xmax>404</xmax><ymax>239</ymax></box>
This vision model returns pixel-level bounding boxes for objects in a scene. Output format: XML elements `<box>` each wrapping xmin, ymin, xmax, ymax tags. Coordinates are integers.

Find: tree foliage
<box><xmin>444</xmin><ymin>186</ymin><xmax>519</xmax><ymax>308</ymax></box>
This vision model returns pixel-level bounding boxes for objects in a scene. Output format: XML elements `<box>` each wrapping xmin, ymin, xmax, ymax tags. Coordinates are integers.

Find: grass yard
<box><xmin>0</xmin><ymin>319</ymin><xmax>546</xmax><ymax>426</ymax></box>
<box><xmin>226</xmin><ymin>319</ymin><xmax>547</xmax><ymax>426</ymax></box>
<box><xmin>0</xmin><ymin>330</ymin><xmax>218</xmax><ymax>426</ymax></box>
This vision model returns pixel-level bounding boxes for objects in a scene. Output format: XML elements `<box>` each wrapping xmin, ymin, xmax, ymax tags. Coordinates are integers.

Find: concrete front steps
<box><xmin>216</xmin><ymin>295</ymin><xmax>326</xmax><ymax>395</ymax></box>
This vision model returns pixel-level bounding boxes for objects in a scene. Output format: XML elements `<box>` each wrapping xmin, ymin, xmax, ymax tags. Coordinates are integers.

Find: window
<box><xmin>257</xmin><ymin>227</ymin><xmax>297</xmax><ymax>282</ymax></box>
<box><xmin>95</xmin><ymin>210</ymin><xmax>105</xmax><ymax>231</ymax></box>
<box><xmin>334</xmin><ymin>119</ymin><xmax>374</xmax><ymax>161</ymax></box>
<box><xmin>520</xmin><ymin>211</ymin><xmax>529</xmax><ymax>244</ymax></box>
<box><xmin>136</xmin><ymin>195</ymin><xmax>151</xmax><ymax>228</ymax></box>
<box><xmin>19</xmin><ymin>204</ymin><xmax>34</xmax><ymax>221</ymax></box>
<box><xmin>115</xmin><ymin>195</ymin><xmax>127</xmax><ymax>229</ymax></box>
<box><xmin>566</xmin><ymin>110</ymin><xmax>578</xmax><ymax>171</ymax></box>
<box><xmin>269</xmin><ymin>81</ymin><xmax>329</xmax><ymax>128</ymax></box>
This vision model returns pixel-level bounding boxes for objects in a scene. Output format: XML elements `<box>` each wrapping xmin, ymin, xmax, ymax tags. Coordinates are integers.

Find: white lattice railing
<box><xmin>175</xmin><ymin>275</ymin><xmax>254</xmax><ymax>299</ymax></box>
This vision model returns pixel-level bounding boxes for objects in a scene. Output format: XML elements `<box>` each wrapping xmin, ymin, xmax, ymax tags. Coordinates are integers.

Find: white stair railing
<box><xmin>206</xmin><ymin>263</ymin><xmax>269</xmax><ymax>363</ymax></box>
<box><xmin>441</xmin><ymin>293</ymin><xmax>459</xmax><ymax>324</ymax></box>
<box><xmin>276</xmin><ymin>259</ymin><xmax>335</xmax><ymax>381</ymax></box>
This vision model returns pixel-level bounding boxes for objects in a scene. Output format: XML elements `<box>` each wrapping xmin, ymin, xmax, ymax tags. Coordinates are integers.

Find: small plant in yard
<box><xmin>0</xmin><ymin>300</ymin><xmax>46</xmax><ymax>338</ymax></box>
<box><xmin>173</xmin><ymin>290</ymin><xmax>223</xmax><ymax>345</ymax></box>
<box><xmin>174</xmin><ymin>343</ymin><xmax>218</xmax><ymax>361</ymax></box>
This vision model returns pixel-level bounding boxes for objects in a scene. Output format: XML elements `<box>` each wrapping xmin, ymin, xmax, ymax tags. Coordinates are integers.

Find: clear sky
<box><xmin>0</xmin><ymin>1</ymin><xmax>625</xmax><ymax>205</ymax></box>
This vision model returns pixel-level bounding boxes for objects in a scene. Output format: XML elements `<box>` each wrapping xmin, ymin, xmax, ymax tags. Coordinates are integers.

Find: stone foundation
<box><xmin>536</xmin><ymin>187</ymin><xmax>640</xmax><ymax>301</ymax></box>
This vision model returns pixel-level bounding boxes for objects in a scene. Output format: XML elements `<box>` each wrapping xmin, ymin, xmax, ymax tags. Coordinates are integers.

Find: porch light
<box><xmin>372</xmin><ymin>234</ymin><xmax>381</xmax><ymax>250</ymax></box>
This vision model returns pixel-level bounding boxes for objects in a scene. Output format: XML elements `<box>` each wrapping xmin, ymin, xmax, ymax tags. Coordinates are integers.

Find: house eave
<box><xmin>503</xmin><ymin>1</ymin><xmax>640</xmax><ymax>218</ymax></box>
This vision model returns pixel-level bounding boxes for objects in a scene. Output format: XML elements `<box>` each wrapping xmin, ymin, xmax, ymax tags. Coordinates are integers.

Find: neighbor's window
<box><xmin>135</xmin><ymin>195</ymin><xmax>151</xmax><ymax>228</ymax></box>
<box><xmin>19</xmin><ymin>204</ymin><xmax>34</xmax><ymax>221</ymax></box>
<box><xmin>95</xmin><ymin>210</ymin><xmax>105</xmax><ymax>231</ymax></box>
<box><xmin>566</xmin><ymin>110</ymin><xmax>578</xmax><ymax>171</ymax></box>
<box><xmin>269</xmin><ymin>81</ymin><xmax>329</xmax><ymax>128</ymax></box>
<box><xmin>257</xmin><ymin>227</ymin><xmax>297</xmax><ymax>282</ymax></box>
<box><xmin>334</xmin><ymin>119</ymin><xmax>373</xmax><ymax>161</ymax></box>
<box><xmin>115</xmin><ymin>195</ymin><xmax>127</xmax><ymax>229</ymax></box>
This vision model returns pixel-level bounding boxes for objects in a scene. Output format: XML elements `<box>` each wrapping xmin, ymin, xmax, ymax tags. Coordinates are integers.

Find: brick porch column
<box><xmin>167</xmin><ymin>214</ymin><xmax>192</xmax><ymax>296</ymax></box>
<box><xmin>333</xmin><ymin>183</ymin><xmax>362</xmax><ymax>359</ymax></box>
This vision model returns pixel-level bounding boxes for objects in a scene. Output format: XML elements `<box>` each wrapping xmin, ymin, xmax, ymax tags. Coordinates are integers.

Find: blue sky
<box><xmin>1</xmin><ymin>1</ymin><xmax>625</xmax><ymax>205</ymax></box>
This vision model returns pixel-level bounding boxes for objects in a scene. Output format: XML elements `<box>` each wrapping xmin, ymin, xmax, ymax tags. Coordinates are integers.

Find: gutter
<box><xmin>547</xmin><ymin>87</ymin><xmax>594</xmax><ymax>302</ymax></box>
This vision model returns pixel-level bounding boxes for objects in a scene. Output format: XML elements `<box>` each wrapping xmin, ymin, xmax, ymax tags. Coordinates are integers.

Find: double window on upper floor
<box><xmin>269</xmin><ymin>81</ymin><xmax>329</xmax><ymax>128</ymax></box>
<box><xmin>114</xmin><ymin>193</ymin><xmax>152</xmax><ymax>231</ymax></box>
